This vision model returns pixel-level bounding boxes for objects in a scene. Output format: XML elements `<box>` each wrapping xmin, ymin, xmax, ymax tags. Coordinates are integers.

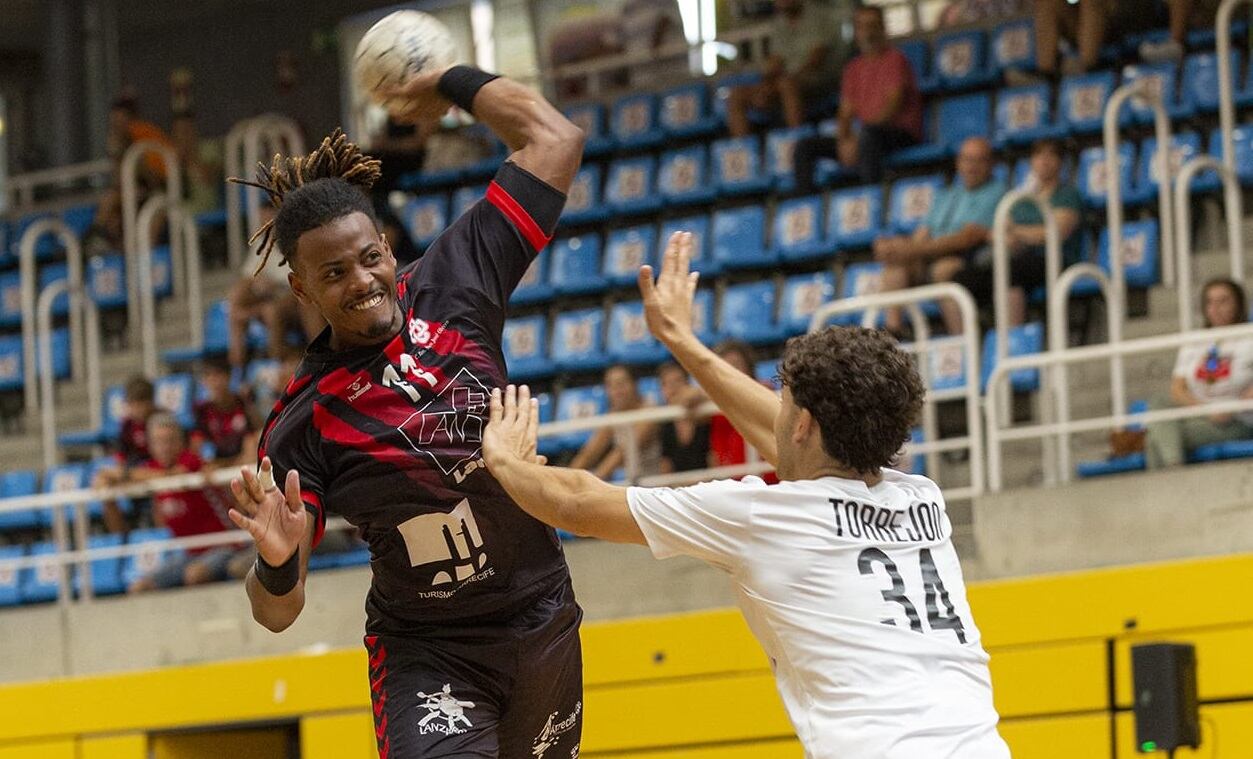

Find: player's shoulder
<box><xmin>878</xmin><ymin>468</ymin><xmax>945</xmax><ymax>500</ymax></box>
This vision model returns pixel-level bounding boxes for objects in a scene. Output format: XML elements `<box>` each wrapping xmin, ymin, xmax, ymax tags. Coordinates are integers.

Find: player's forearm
<box><xmin>664</xmin><ymin>334</ymin><xmax>780</xmax><ymax>467</ymax></box>
<box><xmin>244</xmin><ymin>569</ymin><xmax>305</xmax><ymax>633</ymax></box>
<box><xmin>471</xmin><ymin>77</ymin><xmax>584</xmax><ymax>190</ymax></box>
<box><xmin>489</xmin><ymin>458</ymin><xmax>604</xmax><ymax>537</ymax></box>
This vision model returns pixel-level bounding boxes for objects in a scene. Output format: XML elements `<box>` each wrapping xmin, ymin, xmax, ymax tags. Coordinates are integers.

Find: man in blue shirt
<box><xmin>874</xmin><ymin>137</ymin><xmax>1006</xmax><ymax>335</ymax></box>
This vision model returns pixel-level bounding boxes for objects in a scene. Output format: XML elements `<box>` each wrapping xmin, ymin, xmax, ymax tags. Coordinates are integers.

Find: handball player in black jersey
<box><xmin>225</xmin><ymin>67</ymin><xmax>585</xmax><ymax>759</ymax></box>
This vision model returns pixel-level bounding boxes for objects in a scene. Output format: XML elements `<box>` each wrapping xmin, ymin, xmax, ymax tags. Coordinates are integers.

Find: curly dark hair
<box><xmin>777</xmin><ymin>326</ymin><xmax>924</xmax><ymax>474</ymax></box>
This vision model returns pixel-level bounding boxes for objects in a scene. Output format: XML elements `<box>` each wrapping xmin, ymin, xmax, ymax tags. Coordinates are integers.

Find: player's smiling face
<box><xmin>288</xmin><ymin>211</ymin><xmax>404</xmax><ymax>351</ymax></box>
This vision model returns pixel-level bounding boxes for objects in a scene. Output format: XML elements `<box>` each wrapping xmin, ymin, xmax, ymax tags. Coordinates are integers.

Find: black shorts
<box><xmin>365</xmin><ymin>580</ymin><xmax>584</xmax><ymax>759</ymax></box>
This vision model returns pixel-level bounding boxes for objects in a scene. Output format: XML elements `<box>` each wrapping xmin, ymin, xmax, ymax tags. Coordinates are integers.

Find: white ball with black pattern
<box><xmin>353</xmin><ymin>10</ymin><xmax>457</xmax><ymax>116</ymax></box>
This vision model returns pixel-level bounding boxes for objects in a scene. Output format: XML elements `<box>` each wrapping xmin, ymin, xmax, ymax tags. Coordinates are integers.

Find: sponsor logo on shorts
<box><xmin>416</xmin><ymin>684</ymin><xmax>475</xmax><ymax>736</ymax></box>
<box><xmin>532</xmin><ymin>701</ymin><xmax>582</xmax><ymax>758</ymax></box>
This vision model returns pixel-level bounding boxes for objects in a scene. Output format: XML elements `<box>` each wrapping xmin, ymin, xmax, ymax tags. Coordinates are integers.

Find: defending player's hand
<box><xmin>639</xmin><ymin>231</ymin><xmax>700</xmax><ymax>347</ymax></box>
<box><xmin>228</xmin><ymin>456</ymin><xmax>307</xmax><ymax>567</ymax></box>
<box><xmin>381</xmin><ymin>67</ymin><xmax>453</xmax><ymax>124</ymax></box>
<box><xmin>483</xmin><ymin>384</ymin><xmax>545</xmax><ymax>472</ymax></box>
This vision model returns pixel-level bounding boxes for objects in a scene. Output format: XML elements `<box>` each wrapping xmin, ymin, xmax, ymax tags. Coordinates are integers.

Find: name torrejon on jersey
<box><xmin>830</xmin><ymin>497</ymin><xmax>947</xmax><ymax>544</ymax></box>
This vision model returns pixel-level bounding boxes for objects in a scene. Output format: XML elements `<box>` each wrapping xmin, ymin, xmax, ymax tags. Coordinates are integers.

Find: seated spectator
<box><xmin>952</xmin><ymin>139</ymin><xmax>1081</xmax><ymax>326</ymax></box>
<box><xmin>726</xmin><ymin>0</ymin><xmax>846</xmax><ymax>137</ymax></box>
<box><xmin>1147</xmin><ymin>279</ymin><xmax>1253</xmax><ymax>469</ymax></box>
<box><xmin>192</xmin><ymin>357</ymin><xmax>259</xmax><ymax>466</ymax></box>
<box><xmin>87</xmin><ymin>96</ymin><xmax>176</xmax><ymax>255</ymax></box>
<box><xmin>656</xmin><ymin>362</ymin><xmax>710</xmax><ymax>475</ymax></box>
<box><xmin>1030</xmin><ymin>0</ymin><xmax>1165</xmax><ymax>80</ymax></box>
<box><xmin>874</xmin><ymin>137</ymin><xmax>1006</xmax><ymax>336</ymax></box>
<box><xmin>171</xmin><ymin>112</ymin><xmax>223</xmax><ymax>217</ymax></box>
<box><xmin>570</xmin><ymin>364</ymin><xmax>662</xmax><ymax>481</ymax></box>
<box><xmin>704</xmin><ymin>341</ymin><xmax>778</xmax><ymax>483</ymax></box>
<box><xmin>794</xmin><ymin>4</ymin><xmax>923</xmax><ymax>188</ymax></box>
<box><xmin>94</xmin><ymin>375</ymin><xmax>161</xmax><ymax>533</ymax></box>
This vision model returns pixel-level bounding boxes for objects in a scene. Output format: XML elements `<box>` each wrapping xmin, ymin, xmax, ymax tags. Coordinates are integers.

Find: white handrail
<box><xmin>985</xmin><ymin>321</ymin><xmax>1253</xmax><ymax>491</ymax></box>
<box><xmin>1217</xmin><ymin>0</ymin><xmax>1248</xmax><ymax>182</ymax></box>
<box><xmin>133</xmin><ymin>194</ymin><xmax>204</xmax><ymax>376</ymax></box>
<box><xmin>37</xmin><ymin>280</ymin><xmax>102</xmax><ymax>472</ymax></box>
<box><xmin>1174</xmin><ymin>156</ymin><xmax>1245</xmax><ymax>332</ymax></box>
<box><xmin>120</xmin><ymin>139</ymin><xmax>182</xmax><ymax>348</ymax></box>
<box><xmin>4</xmin><ymin>159</ymin><xmax>113</xmax><ymax>210</ymax></box>
<box><xmin>224</xmin><ymin>115</ymin><xmax>304</xmax><ymax>269</ymax></box>
<box><xmin>18</xmin><ymin>218</ymin><xmax>87</xmax><ymax>423</ymax></box>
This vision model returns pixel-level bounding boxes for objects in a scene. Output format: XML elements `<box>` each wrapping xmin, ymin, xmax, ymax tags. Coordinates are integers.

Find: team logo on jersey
<box><xmin>396</xmin><ymin>498</ymin><xmax>493</xmax><ymax>596</ymax></box>
<box><xmin>415</xmin><ymin>684</ymin><xmax>475</xmax><ymax>736</ymax></box>
<box><xmin>398</xmin><ymin>366</ymin><xmax>490</xmax><ymax>481</ymax></box>
<box><xmin>531</xmin><ymin>702</ymin><xmax>582</xmax><ymax>758</ymax></box>
<box><xmin>408</xmin><ymin>317</ymin><xmax>434</xmax><ymax>347</ymax></box>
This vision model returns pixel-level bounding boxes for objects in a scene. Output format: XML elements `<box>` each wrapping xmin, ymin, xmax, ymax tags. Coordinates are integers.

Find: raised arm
<box><xmin>639</xmin><ymin>233</ymin><xmax>781</xmax><ymax>467</ymax></box>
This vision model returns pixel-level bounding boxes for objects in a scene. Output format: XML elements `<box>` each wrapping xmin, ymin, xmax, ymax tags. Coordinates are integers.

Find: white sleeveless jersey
<box><xmin>627</xmin><ymin>471</ymin><xmax>1010</xmax><ymax>759</ymax></box>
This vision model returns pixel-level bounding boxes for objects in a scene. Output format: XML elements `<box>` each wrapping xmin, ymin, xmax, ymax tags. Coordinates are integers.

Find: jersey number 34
<box><xmin>857</xmin><ymin>547</ymin><xmax>967</xmax><ymax>643</ymax></box>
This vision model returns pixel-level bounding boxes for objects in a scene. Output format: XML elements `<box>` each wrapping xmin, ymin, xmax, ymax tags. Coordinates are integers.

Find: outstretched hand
<box><xmin>638</xmin><ymin>231</ymin><xmax>701</xmax><ymax>347</ymax></box>
<box><xmin>483</xmin><ymin>385</ymin><xmax>548</xmax><ymax>473</ymax></box>
<box><xmin>380</xmin><ymin>66</ymin><xmax>454</xmax><ymax>124</ymax></box>
<box><xmin>228</xmin><ymin>456</ymin><xmax>307</xmax><ymax>567</ymax></box>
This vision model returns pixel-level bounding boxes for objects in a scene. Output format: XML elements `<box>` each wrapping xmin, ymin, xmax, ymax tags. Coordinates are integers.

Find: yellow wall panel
<box><xmin>150</xmin><ymin>728</ymin><xmax>288</xmax><ymax>759</ymax></box>
<box><xmin>584</xmin><ymin>738</ymin><xmax>803</xmax><ymax>758</ymax></box>
<box><xmin>1113</xmin><ymin>625</ymin><xmax>1253</xmax><ymax>707</ymax></box>
<box><xmin>300</xmin><ymin>712</ymin><xmax>378</xmax><ymax>759</ymax></box>
<box><xmin>989</xmin><ymin>640</ymin><xmax>1108</xmax><ymax>718</ymax></box>
<box><xmin>0</xmin><ymin>738</ymin><xmax>76</xmax><ymax>759</ymax></box>
<box><xmin>1114</xmin><ymin>702</ymin><xmax>1253</xmax><ymax>758</ymax></box>
<box><xmin>582</xmin><ymin>609</ymin><xmax>766</xmax><ymax>686</ymax></box>
<box><xmin>79</xmin><ymin>734</ymin><xmax>147</xmax><ymax>759</ymax></box>
<box><xmin>998</xmin><ymin>713</ymin><xmax>1110</xmax><ymax>759</ymax></box>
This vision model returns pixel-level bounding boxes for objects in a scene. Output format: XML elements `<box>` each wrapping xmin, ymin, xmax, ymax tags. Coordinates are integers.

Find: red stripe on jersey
<box><xmin>487</xmin><ymin>181</ymin><xmax>551</xmax><ymax>252</ymax></box>
<box><xmin>301</xmin><ymin>489</ymin><xmax>325</xmax><ymax>548</ymax></box>
<box><xmin>258</xmin><ymin>372</ymin><xmax>314</xmax><ymax>459</ymax></box>
<box><xmin>366</xmin><ymin>636</ymin><xmax>392</xmax><ymax>759</ymax></box>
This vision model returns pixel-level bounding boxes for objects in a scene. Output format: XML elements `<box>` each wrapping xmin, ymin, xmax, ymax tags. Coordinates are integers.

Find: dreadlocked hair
<box><xmin>230</xmin><ymin>128</ymin><xmax>383</xmax><ymax>275</ymax></box>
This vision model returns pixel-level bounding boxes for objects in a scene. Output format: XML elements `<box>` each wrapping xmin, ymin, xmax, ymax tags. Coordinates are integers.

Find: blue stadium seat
<box><xmin>0</xmin><ymin>334</ymin><xmax>22</xmax><ymax>391</ymax></box>
<box><xmin>711</xmin><ymin>71</ymin><xmax>763</xmax><ymax>122</ymax></box>
<box><xmin>510</xmin><ymin>250</ymin><xmax>555</xmax><ymax>306</ymax></box>
<box><xmin>994</xmin><ymin>85</ymin><xmax>1066</xmax><ymax>147</ymax></box>
<box><xmin>0</xmin><ymin>470</ymin><xmax>39</xmax><ymax>532</ymax></box>
<box><xmin>551</xmin><ymin>308</ymin><xmax>607</xmax><ymax>372</ymax></box>
<box><xmin>888</xmin><ymin>174</ymin><xmax>944</xmax><ymax>234</ymax></box>
<box><xmin>770</xmin><ymin>195</ymin><xmax>831</xmax><ymax>262</ymax></box>
<box><xmin>922</xmin><ymin>335</ymin><xmax>969</xmax><ymax>393</ymax></box>
<box><xmin>0</xmin><ymin>270</ymin><xmax>20</xmax><ymax>326</ymax></box>
<box><xmin>38</xmin><ymin>262</ymin><xmax>70</xmax><ymax>317</ymax></box>
<box><xmin>402</xmin><ymin>195</ymin><xmax>449</xmax><ymax>248</ymax></box>
<box><xmin>549</xmin><ymin>234</ymin><xmax>604</xmax><ymax>295</ymax></box>
<box><xmin>10</xmin><ymin>213</ymin><xmax>57</xmax><ymax>260</ymax></box>
<box><xmin>711</xmin><ymin>137</ymin><xmax>774</xmax><ymax>196</ymax></box>
<box><xmin>155</xmin><ymin>373</ymin><xmax>196</xmax><ymax>429</ymax></box>
<box><xmin>20</xmin><ymin>542</ymin><xmax>62</xmax><ymax>603</ymax></box>
<box><xmin>828</xmin><ymin>262</ymin><xmax>884</xmax><ymax>326</ymax></box>
<box><xmin>1059</xmin><ymin>70</ymin><xmax>1118</xmax><ymax>134</ymax></box>
<box><xmin>607</xmin><ymin>301</ymin><xmax>667</xmax><ymax>365</ymax></box>
<box><xmin>551</xmin><ymin>385</ymin><xmax>608</xmax><ymax>452</ymax></box>
<box><xmin>1096</xmin><ymin>219</ymin><xmax>1160</xmax><ymax>289</ymax></box>
<box><xmin>41</xmin><ymin>327</ymin><xmax>71</xmax><ymax>381</ymax></box>
<box><xmin>88</xmin><ymin>253</ymin><xmax>128</xmax><ymax>310</ymax></box>
<box><xmin>659</xmin><ymin>82</ymin><xmax>721</xmax><ymax>139</ymax></box>
<box><xmin>605</xmin><ymin>157</ymin><xmax>662</xmax><ymax>216</ymax></box>
<box><xmin>1208</xmin><ymin>126</ymin><xmax>1253</xmax><ymax>185</ymax></box>
<box><xmin>765</xmin><ymin>126</ymin><xmax>816</xmax><ymax>193</ymax></box>
<box><xmin>1076</xmin><ymin>400</ymin><xmax>1150</xmax><ymax>478</ymax></box>
<box><xmin>711</xmin><ymin>206</ymin><xmax>773</xmax><ymax>271</ymax></box>
<box><xmin>453</xmin><ymin>184</ymin><xmax>488</xmax><ymax>220</ymax></box>
<box><xmin>534</xmin><ymin>392</ymin><xmax>558</xmax><ymax>458</ymax></box>
<box><xmin>39</xmin><ymin>463</ymin><xmax>88</xmax><ymax>529</ymax></box>
<box><xmin>59</xmin><ymin>383</ymin><xmax>127</xmax><ymax>448</ymax></box>
<box><xmin>659</xmin><ymin>216</ymin><xmax>719</xmax><ymax>275</ymax></box>
<box><xmin>150</xmin><ymin>245</ymin><xmax>173</xmax><ymax>299</ymax></box>
<box><xmin>1122</xmin><ymin>62</ymin><xmax>1193</xmax><ymax>123</ymax></box>
<box><xmin>72</xmin><ymin>533</ymin><xmax>124</xmax><ymax>597</ymax></box>
<box><xmin>980</xmin><ymin>322</ymin><xmax>1044</xmax><ymax>393</ymax></box>
<box><xmin>891</xmin><ymin>94</ymin><xmax>991</xmax><ymax>166</ymax></box>
<box><xmin>195</xmin><ymin>208</ymin><xmax>228</xmax><ymax>228</ymax></box>
<box><xmin>898</xmin><ymin>39</ymin><xmax>939</xmax><ymax>93</ymax></box>
<box><xmin>562</xmin><ymin>103</ymin><xmax>615</xmax><ymax>157</ymax></box>
<box><xmin>690</xmin><ymin>289</ymin><xmax>717</xmax><ymax>345</ymax></box>
<box><xmin>121</xmin><ymin>528</ymin><xmax>182</xmax><ymax>590</ymax></box>
<box><xmin>718</xmin><ymin>282</ymin><xmax>785</xmax><ymax>345</ymax></box>
<box><xmin>778</xmin><ymin>272</ymin><xmax>836</xmax><ymax>335</ymax></box>
<box><xmin>1191</xmin><ymin>438</ymin><xmax>1253</xmax><ymax>462</ymax></box>
<box><xmin>826</xmin><ymin>185</ymin><xmax>883</xmax><ymax>250</ymax></box>
<box><xmin>933</xmin><ymin>30</ymin><xmax>992</xmax><ymax>90</ymax></box>
<box><xmin>610</xmin><ymin>92</ymin><xmax>665</xmax><ymax>150</ymax></box>
<box><xmin>657</xmin><ymin>146</ymin><xmax>717</xmax><ymax>206</ymax></box>
<box><xmin>1077</xmin><ymin>143</ymin><xmax>1136</xmax><ymax>209</ymax></box>
<box><xmin>603</xmin><ymin>225</ymin><xmax>656</xmax><ymax>287</ymax></box>
<box><xmin>503</xmin><ymin>316</ymin><xmax>551</xmax><ymax>381</ymax></box>
<box><xmin>0</xmin><ymin>546</ymin><xmax>23</xmax><ymax>606</ymax></box>
<box><xmin>164</xmin><ymin>300</ymin><xmax>230</xmax><ymax>364</ymax></box>
<box><xmin>636</xmin><ymin>376</ymin><xmax>662</xmax><ymax>407</ymax></box>
<box><xmin>755</xmin><ymin>359</ymin><xmax>779</xmax><ymax>389</ymax></box>
<box><xmin>1183</xmin><ymin>52</ymin><xmax>1240</xmax><ymax>113</ymax></box>
<box><xmin>1132</xmin><ymin>132</ymin><xmax>1206</xmax><ymax>204</ymax></box>
<box><xmin>61</xmin><ymin>204</ymin><xmax>96</xmax><ymax>240</ymax></box>
<box><xmin>991</xmin><ymin>19</ymin><xmax>1035</xmax><ymax>74</ymax></box>
<box><xmin>811</xmin><ymin>119</ymin><xmax>855</xmax><ymax>187</ymax></box>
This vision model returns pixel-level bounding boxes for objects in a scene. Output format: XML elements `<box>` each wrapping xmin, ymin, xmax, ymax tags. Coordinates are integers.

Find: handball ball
<box><xmin>353</xmin><ymin>10</ymin><xmax>457</xmax><ymax>116</ymax></box>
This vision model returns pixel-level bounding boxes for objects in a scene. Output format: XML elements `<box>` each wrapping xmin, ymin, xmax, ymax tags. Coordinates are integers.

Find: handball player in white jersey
<box><xmin>480</xmin><ymin>232</ymin><xmax>1009</xmax><ymax>758</ymax></box>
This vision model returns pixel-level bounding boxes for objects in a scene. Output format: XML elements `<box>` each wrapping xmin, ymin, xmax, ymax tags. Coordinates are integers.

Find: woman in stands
<box><xmin>1146</xmin><ymin>278</ymin><xmax>1253</xmax><ymax>468</ymax></box>
<box><xmin>569</xmin><ymin>364</ymin><xmax>662</xmax><ymax>480</ymax></box>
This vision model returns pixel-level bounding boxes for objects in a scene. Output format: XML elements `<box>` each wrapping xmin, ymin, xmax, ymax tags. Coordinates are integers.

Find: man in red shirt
<box><xmin>793</xmin><ymin>5</ymin><xmax>923</xmax><ymax>189</ymax></box>
<box><xmin>192</xmin><ymin>357</ymin><xmax>258</xmax><ymax>466</ymax></box>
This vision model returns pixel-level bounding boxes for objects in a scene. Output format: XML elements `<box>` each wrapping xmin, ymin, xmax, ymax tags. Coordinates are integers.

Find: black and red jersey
<box><xmin>259</xmin><ymin>162</ymin><xmax>570</xmax><ymax>633</ymax></box>
<box><xmin>193</xmin><ymin>395</ymin><xmax>254</xmax><ymax>460</ymax></box>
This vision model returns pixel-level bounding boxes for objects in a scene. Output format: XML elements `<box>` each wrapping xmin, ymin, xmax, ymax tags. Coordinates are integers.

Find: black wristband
<box><xmin>437</xmin><ymin>66</ymin><xmax>501</xmax><ymax>115</ymax></box>
<box><xmin>254</xmin><ymin>549</ymin><xmax>299</xmax><ymax>596</ymax></box>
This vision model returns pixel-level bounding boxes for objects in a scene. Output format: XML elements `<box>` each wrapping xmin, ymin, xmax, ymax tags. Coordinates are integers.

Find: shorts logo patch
<box><xmin>416</xmin><ymin>684</ymin><xmax>476</xmax><ymax>736</ymax></box>
<box><xmin>532</xmin><ymin>701</ymin><xmax>582</xmax><ymax>758</ymax></box>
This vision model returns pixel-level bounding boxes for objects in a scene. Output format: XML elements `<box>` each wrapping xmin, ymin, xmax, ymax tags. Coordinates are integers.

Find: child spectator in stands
<box><xmin>874</xmin><ymin>137</ymin><xmax>1006</xmax><ymax>336</ymax></box>
<box><xmin>726</xmin><ymin>0</ymin><xmax>848</xmax><ymax>137</ymax></box>
<box><xmin>794</xmin><ymin>4</ymin><xmax>922</xmax><ymax>188</ymax></box>
<box><xmin>94</xmin><ymin>375</ymin><xmax>161</xmax><ymax>533</ymax></box>
<box><xmin>116</xmin><ymin>413</ymin><xmax>241</xmax><ymax>592</ymax></box>
<box><xmin>656</xmin><ymin>362</ymin><xmax>710</xmax><ymax>475</ymax></box>
<box><xmin>952</xmin><ymin>138</ymin><xmax>1081</xmax><ymax>326</ymax></box>
<box><xmin>192</xmin><ymin>357</ymin><xmax>258</xmax><ymax>467</ymax></box>
<box><xmin>570</xmin><ymin>364</ymin><xmax>662</xmax><ymax>481</ymax></box>
<box><xmin>1146</xmin><ymin>279</ymin><xmax>1253</xmax><ymax>469</ymax></box>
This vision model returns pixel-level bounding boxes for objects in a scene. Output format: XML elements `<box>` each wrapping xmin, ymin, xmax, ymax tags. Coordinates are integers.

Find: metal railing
<box><xmin>134</xmin><ymin>194</ymin><xmax>204</xmax><ymax>378</ymax></box>
<box><xmin>4</xmin><ymin>159</ymin><xmax>113</xmax><ymax>211</ymax></box>
<box><xmin>37</xmin><ymin>279</ymin><xmax>102</xmax><ymax>472</ymax></box>
<box><xmin>1216</xmin><ymin>0</ymin><xmax>1249</xmax><ymax>183</ymax></box>
<box><xmin>224</xmin><ymin>115</ymin><xmax>304</xmax><ymax>270</ymax></box>
<box><xmin>120</xmin><ymin>139</ymin><xmax>182</xmax><ymax>350</ymax></box>
<box><xmin>984</xmin><ymin>322</ymin><xmax>1253</xmax><ymax>491</ymax></box>
<box><xmin>1173</xmin><ymin>156</ymin><xmax>1245</xmax><ymax>332</ymax></box>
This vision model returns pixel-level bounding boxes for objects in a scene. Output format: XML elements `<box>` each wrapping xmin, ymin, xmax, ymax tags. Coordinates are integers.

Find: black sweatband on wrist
<box><xmin>254</xmin><ymin>550</ymin><xmax>299</xmax><ymax>596</ymax></box>
<box><xmin>437</xmin><ymin>65</ymin><xmax>501</xmax><ymax>115</ymax></box>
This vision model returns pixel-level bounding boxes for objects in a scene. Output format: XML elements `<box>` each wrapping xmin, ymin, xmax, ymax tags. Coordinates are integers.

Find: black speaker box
<box><xmin>1132</xmin><ymin>643</ymin><xmax>1200</xmax><ymax>753</ymax></box>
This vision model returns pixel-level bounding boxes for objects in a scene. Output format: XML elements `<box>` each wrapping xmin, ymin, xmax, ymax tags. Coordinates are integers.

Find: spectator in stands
<box><xmin>171</xmin><ymin>112</ymin><xmax>222</xmax><ymax>218</ymax></box>
<box><xmin>93</xmin><ymin>375</ymin><xmax>161</xmax><ymax>533</ymax></box>
<box><xmin>1146</xmin><ymin>279</ymin><xmax>1253</xmax><ymax>469</ymax></box>
<box><xmin>701</xmin><ymin>342</ymin><xmax>777</xmax><ymax>483</ymax></box>
<box><xmin>656</xmin><ymin>362</ymin><xmax>710</xmax><ymax>474</ymax></box>
<box><xmin>1029</xmin><ymin>0</ymin><xmax>1167</xmax><ymax>80</ymax></box>
<box><xmin>952</xmin><ymin>138</ymin><xmax>1081</xmax><ymax>326</ymax></box>
<box><xmin>794</xmin><ymin>4</ymin><xmax>923</xmax><ymax>188</ymax></box>
<box><xmin>570</xmin><ymin>364</ymin><xmax>662</xmax><ymax>481</ymax></box>
<box><xmin>874</xmin><ymin>136</ymin><xmax>1006</xmax><ymax>336</ymax></box>
<box><xmin>1141</xmin><ymin>0</ymin><xmax>1223</xmax><ymax>62</ymax></box>
<box><xmin>114</xmin><ymin>413</ymin><xmax>241</xmax><ymax>592</ymax></box>
<box><xmin>248</xmin><ymin>344</ymin><xmax>304</xmax><ymax>423</ymax></box>
<box><xmin>726</xmin><ymin>0</ymin><xmax>847</xmax><ymax>137</ymax></box>
<box><xmin>938</xmin><ymin>0</ymin><xmax>1028</xmax><ymax>27</ymax></box>
<box><xmin>192</xmin><ymin>357</ymin><xmax>258</xmax><ymax>467</ymax></box>
<box><xmin>88</xmin><ymin>96</ymin><xmax>176</xmax><ymax>254</ymax></box>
